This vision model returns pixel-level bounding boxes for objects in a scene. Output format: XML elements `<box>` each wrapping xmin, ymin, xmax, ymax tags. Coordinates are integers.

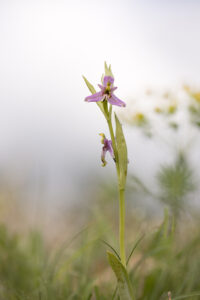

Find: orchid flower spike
<box><xmin>99</xmin><ymin>133</ymin><xmax>115</xmax><ymax>167</ymax></box>
<box><xmin>85</xmin><ymin>76</ymin><xmax>126</xmax><ymax>107</ymax></box>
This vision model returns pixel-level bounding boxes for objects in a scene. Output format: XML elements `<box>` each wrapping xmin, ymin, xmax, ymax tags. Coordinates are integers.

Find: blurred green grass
<box><xmin>0</xmin><ymin>196</ymin><xmax>200</xmax><ymax>300</ymax></box>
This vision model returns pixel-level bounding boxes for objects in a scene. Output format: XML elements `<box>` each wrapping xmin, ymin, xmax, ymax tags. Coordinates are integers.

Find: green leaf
<box><xmin>163</xmin><ymin>207</ymin><xmax>169</xmax><ymax>239</ymax></box>
<box><xmin>126</xmin><ymin>234</ymin><xmax>145</xmax><ymax>265</ymax></box>
<box><xmin>115</xmin><ymin>114</ymin><xmax>128</xmax><ymax>189</ymax></box>
<box><xmin>173</xmin><ymin>292</ymin><xmax>200</xmax><ymax>300</ymax></box>
<box><xmin>87</xmin><ymin>293</ymin><xmax>92</xmax><ymax>300</ymax></box>
<box><xmin>107</xmin><ymin>251</ymin><xmax>135</xmax><ymax>300</ymax></box>
<box><xmin>82</xmin><ymin>75</ymin><xmax>106</xmax><ymax>117</ymax></box>
<box><xmin>94</xmin><ymin>286</ymin><xmax>101</xmax><ymax>300</ymax></box>
<box><xmin>82</xmin><ymin>76</ymin><xmax>96</xmax><ymax>94</ymax></box>
<box><xmin>100</xmin><ymin>239</ymin><xmax>121</xmax><ymax>261</ymax></box>
<box><xmin>112</xmin><ymin>286</ymin><xmax>118</xmax><ymax>300</ymax></box>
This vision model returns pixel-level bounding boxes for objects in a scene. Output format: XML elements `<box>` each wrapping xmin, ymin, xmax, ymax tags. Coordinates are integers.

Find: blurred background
<box><xmin>1</xmin><ymin>0</ymin><xmax>200</xmax><ymax>216</ymax></box>
<box><xmin>0</xmin><ymin>1</ymin><xmax>200</xmax><ymax>298</ymax></box>
<box><xmin>0</xmin><ymin>0</ymin><xmax>200</xmax><ymax>230</ymax></box>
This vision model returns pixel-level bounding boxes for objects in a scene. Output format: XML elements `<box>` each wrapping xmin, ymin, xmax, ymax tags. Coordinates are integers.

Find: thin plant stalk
<box><xmin>83</xmin><ymin>66</ymin><xmax>127</xmax><ymax>268</ymax></box>
<box><xmin>107</xmin><ymin>112</ymin><xmax>126</xmax><ymax>266</ymax></box>
<box><xmin>119</xmin><ymin>187</ymin><xmax>126</xmax><ymax>266</ymax></box>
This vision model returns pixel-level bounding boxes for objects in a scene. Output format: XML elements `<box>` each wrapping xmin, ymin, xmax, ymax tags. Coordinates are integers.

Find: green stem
<box><xmin>107</xmin><ymin>118</ymin><xmax>120</xmax><ymax>177</ymax></box>
<box><xmin>119</xmin><ymin>188</ymin><xmax>126</xmax><ymax>266</ymax></box>
<box><xmin>107</xmin><ymin>113</ymin><xmax>126</xmax><ymax>267</ymax></box>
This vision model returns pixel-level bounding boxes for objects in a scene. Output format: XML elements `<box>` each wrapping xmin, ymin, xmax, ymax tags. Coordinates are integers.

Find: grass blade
<box><xmin>126</xmin><ymin>234</ymin><xmax>145</xmax><ymax>265</ymax></box>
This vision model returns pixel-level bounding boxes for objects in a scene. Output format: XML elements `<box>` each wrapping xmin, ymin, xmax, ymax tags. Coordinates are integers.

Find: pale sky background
<box><xmin>0</xmin><ymin>0</ymin><xmax>200</xmax><ymax>208</ymax></box>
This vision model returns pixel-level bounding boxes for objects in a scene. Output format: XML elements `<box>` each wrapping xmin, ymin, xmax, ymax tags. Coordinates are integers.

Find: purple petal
<box><xmin>100</xmin><ymin>137</ymin><xmax>115</xmax><ymax>166</ymax></box>
<box><xmin>108</xmin><ymin>94</ymin><xmax>126</xmax><ymax>107</ymax></box>
<box><xmin>111</xmin><ymin>86</ymin><xmax>117</xmax><ymax>93</ymax></box>
<box><xmin>85</xmin><ymin>91</ymin><xmax>103</xmax><ymax>102</ymax></box>
<box><xmin>98</xmin><ymin>84</ymin><xmax>104</xmax><ymax>90</ymax></box>
<box><xmin>107</xmin><ymin>140</ymin><xmax>114</xmax><ymax>158</ymax></box>
<box><xmin>103</xmin><ymin>76</ymin><xmax>114</xmax><ymax>87</ymax></box>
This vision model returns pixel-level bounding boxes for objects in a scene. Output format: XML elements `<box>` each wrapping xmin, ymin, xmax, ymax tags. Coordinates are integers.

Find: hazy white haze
<box><xmin>0</xmin><ymin>0</ymin><xmax>200</xmax><ymax>207</ymax></box>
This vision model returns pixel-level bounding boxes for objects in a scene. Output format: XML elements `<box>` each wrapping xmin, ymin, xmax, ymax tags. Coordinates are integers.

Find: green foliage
<box><xmin>157</xmin><ymin>153</ymin><xmax>195</xmax><ymax>216</ymax></box>
<box><xmin>115</xmin><ymin>114</ymin><xmax>128</xmax><ymax>189</ymax></box>
<box><xmin>0</xmin><ymin>225</ymin><xmax>47</xmax><ymax>299</ymax></box>
<box><xmin>0</xmin><ymin>206</ymin><xmax>200</xmax><ymax>300</ymax></box>
<box><xmin>188</xmin><ymin>102</ymin><xmax>200</xmax><ymax>128</ymax></box>
<box><xmin>129</xmin><ymin>211</ymin><xmax>200</xmax><ymax>300</ymax></box>
<box><xmin>107</xmin><ymin>251</ymin><xmax>135</xmax><ymax>300</ymax></box>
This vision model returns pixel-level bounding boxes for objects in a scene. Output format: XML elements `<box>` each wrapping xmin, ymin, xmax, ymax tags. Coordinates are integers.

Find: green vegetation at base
<box><xmin>0</xmin><ymin>209</ymin><xmax>200</xmax><ymax>300</ymax></box>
